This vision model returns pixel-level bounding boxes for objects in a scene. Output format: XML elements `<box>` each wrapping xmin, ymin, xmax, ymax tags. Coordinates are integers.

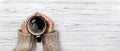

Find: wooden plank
<box><xmin>2</xmin><ymin>0</ymin><xmax>120</xmax><ymax>3</ymax></box>
<box><xmin>0</xmin><ymin>0</ymin><xmax>120</xmax><ymax>51</ymax></box>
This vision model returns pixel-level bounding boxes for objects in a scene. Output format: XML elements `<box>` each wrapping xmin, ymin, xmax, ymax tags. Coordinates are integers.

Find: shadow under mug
<box><xmin>27</xmin><ymin>16</ymin><xmax>47</xmax><ymax>36</ymax></box>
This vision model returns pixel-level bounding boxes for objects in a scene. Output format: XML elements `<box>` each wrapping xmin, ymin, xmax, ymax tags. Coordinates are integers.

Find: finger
<box><xmin>35</xmin><ymin>12</ymin><xmax>53</xmax><ymax>24</ymax></box>
<box><xmin>21</xmin><ymin>13</ymin><xmax>37</xmax><ymax>34</ymax></box>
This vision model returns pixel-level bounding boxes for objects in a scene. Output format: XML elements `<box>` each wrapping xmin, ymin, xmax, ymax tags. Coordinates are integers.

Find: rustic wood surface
<box><xmin>0</xmin><ymin>0</ymin><xmax>120</xmax><ymax>51</ymax></box>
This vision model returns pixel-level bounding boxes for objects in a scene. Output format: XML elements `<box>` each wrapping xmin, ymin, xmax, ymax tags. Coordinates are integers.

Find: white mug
<box><xmin>27</xmin><ymin>16</ymin><xmax>47</xmax><ymax>36</ymax></box>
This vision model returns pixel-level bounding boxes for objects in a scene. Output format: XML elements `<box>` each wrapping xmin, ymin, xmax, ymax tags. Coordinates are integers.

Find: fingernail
<box><xmin>35</xmin><ymin>12</ymin><xmax>39</xmax><ymax>16</ymax></box>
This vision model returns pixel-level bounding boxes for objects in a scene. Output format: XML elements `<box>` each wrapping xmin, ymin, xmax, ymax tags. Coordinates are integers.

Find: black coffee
<box><xmin>28</xmin><ymin>16</ymin><xmax>46</xmax><ymax>34</ymax></box>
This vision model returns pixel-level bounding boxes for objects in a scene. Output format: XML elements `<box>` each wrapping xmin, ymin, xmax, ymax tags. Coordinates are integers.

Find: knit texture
<box><xmin>14</xmin><ymin>30</ymin><xmax>61</xmax><ymax>51</ymax></box>
<box><xmin>41</xmin><ymin>31</ymin><xmax>61</xmax><ymax>51</ymax></box>
<box><xmin>14</xmin><ymin>30</ymin><xmax>36</xmax><ymax>51</ymax></box>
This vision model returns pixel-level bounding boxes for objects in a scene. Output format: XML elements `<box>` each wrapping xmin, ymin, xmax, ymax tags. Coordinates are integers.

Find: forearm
<box><xmin>41</xmin><ymin>30</ymin><xmax>61</xmax><ymax>51</ymax></box>
<box><xmin>14</xmin><ymin>30</ymin><xmax>36</xmax><ymax>51</ymax></box>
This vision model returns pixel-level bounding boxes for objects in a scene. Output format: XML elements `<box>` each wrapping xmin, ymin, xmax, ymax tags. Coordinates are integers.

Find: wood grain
<box><xmin>0</xmin><ymin>0</ymin><xmax>120</xmax><ymax>51</ymax></box>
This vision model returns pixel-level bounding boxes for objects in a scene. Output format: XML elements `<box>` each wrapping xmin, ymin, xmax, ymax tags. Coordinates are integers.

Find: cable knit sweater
<box><xmin>14</xmin><ymin>30</ymin><xmax>61</xmax><ymax>51</ymax></box>
<box><xmin>41</xmin><ymin>30</ymin><xmax>61</xmax><ymax>51</ymax></box>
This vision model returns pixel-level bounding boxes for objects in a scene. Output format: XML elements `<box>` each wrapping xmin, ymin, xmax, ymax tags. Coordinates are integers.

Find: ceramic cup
<box><xmin>27</xmin><ymin>16</ymin><xmax>47</xmax><ymax>36</ymax></box>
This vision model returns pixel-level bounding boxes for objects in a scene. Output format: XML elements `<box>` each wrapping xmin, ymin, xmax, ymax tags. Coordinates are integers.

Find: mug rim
<box><xmin>27</xmin><ymin>16</ymin><xmax>47</xmax><ymax>36</ymax></box>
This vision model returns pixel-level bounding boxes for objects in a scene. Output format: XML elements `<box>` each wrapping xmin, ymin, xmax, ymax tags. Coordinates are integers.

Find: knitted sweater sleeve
<box><xmin>41</xmin><ymin>30</ymin><xmax>61</xmax><ymax>51</ymax></box>
<box><xmin>13</xmin><ymin>30</ymin><xmax>36</xmax><ymax>51</ymax></box>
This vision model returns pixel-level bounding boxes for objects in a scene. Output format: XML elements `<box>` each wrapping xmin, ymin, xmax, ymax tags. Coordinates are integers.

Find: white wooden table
<box><xmin>0</xmin><ymin>0</ymin><xmax>120</xmax><ymax>51</ymax></box>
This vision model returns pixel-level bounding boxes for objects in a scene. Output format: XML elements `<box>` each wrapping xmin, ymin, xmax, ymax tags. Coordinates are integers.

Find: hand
<box><xmin>21</xmin><ymin>12</ymin><xmax>54</xmax><ymax>36</ymax></box>
<box><xmin>35</xmin><ymin>12</ymin><xmax>54</xmax><ymax>34</ymax></box>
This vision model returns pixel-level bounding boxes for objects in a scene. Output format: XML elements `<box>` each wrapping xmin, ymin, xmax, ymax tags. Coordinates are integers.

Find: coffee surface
<box><xmin>29</xmin><ymin>16</ymin><xmax>45</xmax><ymax>34</ymax></box>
